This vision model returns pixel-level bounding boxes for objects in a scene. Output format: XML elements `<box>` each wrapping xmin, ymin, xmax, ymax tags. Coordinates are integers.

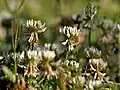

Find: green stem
<box><xmin>5</xmin><ymin>0</ymin><xmax>24</xmax><ymax>76</ymax></box>
<box><xmin>11</xmin><ymin>19</ymin><xmax>20</xmax><ymax>74</ymax></box>
<box><xmin>117</xmin><ymin>30</ymin><xmax>120</xmax><ymax>69</ymax></box>
<box><xmin>58</xmin><ymin>68</ymin><xmax>66</xmax><ymax>90</ymax></box>
<box><xmin>11</xmin><ymin>21</ymin><xmax>16</xmax><ymax>74</ymax></box>
<box><xmin>11</xmin><ymin>21</ymin><xmax>17</xmax><ymax>74</ymax></box>
<box><xmin>89</xmin><ymin>28</ymin><xmax>91</xmax><ymax>46</ymax></box>
<box><xmin>13</xmin><ymin>53</ymin><xmax>17</xmax><ymax>74</ymax></box>
<box><xmin>65</xmin><ymin>50</ymin><xmax>69</xmax><ymax>61</ymax></box>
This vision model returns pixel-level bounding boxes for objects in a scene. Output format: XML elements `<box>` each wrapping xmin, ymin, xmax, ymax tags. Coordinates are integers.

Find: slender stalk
<box><xmin>11</xmin><ymin>21</ymin><xmax>20</xmax><ymax>74</ymax></box>
<box><xmin>117</xmin><ymin>31</ymin><xmax>120</xmax><ymax>69</ymax></box>
<box><xmin>11</xmin><ymin>21</ymin><xmax>17</xmax><ymax>74</ymax></box>
<box><xmin>88</xmin><ymin>27</ymin><xmax>91</xmax><ymax>46</ymax></box>
<box><xmin>58</xmin><ymin>68</ymin><xmax>66</xmax><ymax>90</ymax></box>
<box><xmin>13</xmin><ymin>53</ymin><xmax>17</xmax><ymax>74</ymax></box>
<box><xmin>65</xmin><ymin>50</ymin><xmax>69</xmax><ymax>61</ymax></box>
<box><xmin>117</xmin><ymin>51</ymin><xmax>120</xmax><ymax>69</ymax></box>
<box><xmin>5</xmin><ymin>0</ymin><xmax>25</xmax><ymax>74</ymax></box>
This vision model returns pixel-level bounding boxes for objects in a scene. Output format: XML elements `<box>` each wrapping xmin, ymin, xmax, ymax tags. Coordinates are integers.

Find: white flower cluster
<box><xmin>89</xmin><ymin>58</ymin><xmax>107</xmax><ymax>70</ymax></box>
<box><xmin>26</xmin><ymin>19</ymin><xmax>46</xmax><ymax>43</ymax></box>
<box><xmin>17</xmin><ymin>50</ymin><xmax>42</xmax><ymax>67</ymax></box>
<box><xmin>89</xmin><ymin>58</ymin><xmax>107</xmax><ymax>80</ymax></box>
<box><xmin>44</xmin><ymin>43</ymin><xmax>52</xmax><ymax>50</ymax></box>
<box><xmin>42</xmin><ymin>50</ymin><xmax>56</xmax><ymax>61</ymax></box>
<box><xmin>21</xmin><ymin>50</ymin><xmax>55</xmax><ymax>60</ymax></box>
<box><xmin>59</xmin><ymin>26</ymin><xmax>80</xmax><ymax>51</ymax></box>
<box><xmin>16</xmin><ymin>49</ymin><xmax>56</xmax><ymax>77</ymax></box>
<box><xmin>26</xmin><ymin>19</ymin><xmax>46</xmax><ymax>32</ymax></box>
<box><xmin>84</xmin><ymin>47</ymin><xmax>101</xmax><ymax>58</ymax></box>
<box><xmin>64</xmin><ymin>60</ymin><xmax>79</xmax><ymax>70</ymax></box>
<box><xmin>59</xmin><ymin>26</ymin><xmax>80</xmax><ymax>38</ymax></box>
<box><xmin>26</xmin><ymin>50</ymin><xmax>42</xmax><ymax>60</ymax></box>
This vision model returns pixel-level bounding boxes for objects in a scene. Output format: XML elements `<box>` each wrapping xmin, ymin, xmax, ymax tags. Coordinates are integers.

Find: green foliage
<box><xmin>0</xmin><ymin>0</ymin><xmax>120</xmax><ymax>90</ymax></box>
<box><xmin>2</xmin><ymin>66</ymin><xmax>16</xmax><ymax>83</ymax></box>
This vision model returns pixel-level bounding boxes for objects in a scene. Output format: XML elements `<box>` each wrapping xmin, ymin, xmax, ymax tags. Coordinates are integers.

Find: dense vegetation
<box><xmin>0</xmin><ymin>0</ymin><xmax>120</xmax><ymax>90</ymax></box>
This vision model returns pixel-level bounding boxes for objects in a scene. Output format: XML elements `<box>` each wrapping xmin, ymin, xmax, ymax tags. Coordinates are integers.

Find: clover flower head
<box><xmin>26</xmin><ymin>50</ymin><xmax>42</xmax><ymax>61</ymax></box>
<box><xmin>44</xmin><ymin>43</ymin><xmax>52</xmax><ymax>50</ymax></box>
<box><xmin>59</xmin><ymin>26</ymin><xmax>80</xmax><ymax>38</ymax></box>
<box><xmin>89</xmin><ymin>58</ymin><xmax>107</xmax><ymax>80</ymax></box>
<box><xmin>42</xmin><ymin>50</ymin><xmax>56</xmax><ymax>61</ymax></box>
<box><xmin>26</xmin><ymin>19</ymin><xmax>46</xmax><ymax>43</ymax></box>
<box><xmin>26</xmin><ymin>19</ymin><xmax>46</xmax><ymax>32</ymax></box>
<box><xmin>84</xmin><ymin>47</ymin><xmax>101</xmax><ymax>58</ymax></box>
<box><xmin>63</xmin><ymin>60</ymin><xmax>79</xmax><ymax>71</ymax></box>
<box><xmin>89</xmin><ymin>58</ymin><xmax>107</xmax><ymax>70</ymax></box>
<box><xmin>59</xmin><ymin>26</ymin><xmax>81</xmax><ymax>51</ymax></box>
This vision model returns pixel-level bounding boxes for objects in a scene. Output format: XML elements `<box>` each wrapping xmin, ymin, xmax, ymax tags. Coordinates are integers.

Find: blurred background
<box><xmin>0</xmin><ymin>0</ymin><xmax>120</xmax><ymax>54</ymax></box>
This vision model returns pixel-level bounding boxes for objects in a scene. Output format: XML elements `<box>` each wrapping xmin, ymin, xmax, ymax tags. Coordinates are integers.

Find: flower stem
<box><xmin>11</xmin><ymin>21</ymin><xmax>16</xmax><ymax>74</ymax></box>
<box><xmin>11</xmin><ymin>20</ymin><xmax>20</xmax><ymax>74</ymax></box>
<box><xmin>88</xmin><ymin>28</ymin><xmax>91</xmax><ymax>46</ymax></box>
<box><xmin>117</xmin><ymin>31</ymin><xmax>120</xmax><ymax>69</ymax></box>
<box><xmin>65</xmin><ymin>50</ymin><xmax>69</xmax><ymax>61</ymax></box>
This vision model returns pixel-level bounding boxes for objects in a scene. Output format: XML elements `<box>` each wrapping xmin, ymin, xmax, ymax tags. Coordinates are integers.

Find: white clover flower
<box><xmin>26</xmin><ymin>50</ymin><xmax>42</xmax><ymax>61</ymax></box>
<box><xmin>22</xmin><ymin>50</ymin><xmax>42</xmax><ymax>76</ymax></box>
<box><xmin>59</xmin><ymin>26</ymin><xmax>79</xmax><ymax>37</ymax></box>
<box><xmin>26</xmin><ymin>19</ymin><xmax>46</xmax><ymax>43</ymax></box>
<box><xmin>26</xmin><ymin>19</ymin><xmax>46</xmax><ymax>32</ymax></box>
<box><xmin>63</xmin><ymin>60</ymin><xmax>79</xmax><ymax>71</ymax></box>
<box><xmin>44</xmin><ymin>43</ymin><xmax>52</xmax><ymax>49</ymax></box>
<box><xmin>59</xmin><ymin>26</ymin><xmax>81</xmax><ymax>51</ymax></box>
<box><xmin>42</xmin><ymin>50</ymin><xmax>56</xmax><ymax>61</ymax></box>
<box><xmin>89</xmin><ymin>58</ymin><xmax>107</xmax><ymax>71</ymax></box>
<box><xmin>89</xmin><ymin>58</ymin><xmax>107</xmax><ymax>80</ymax></box>
<box><xmin>84</xmin><ymin>47</ymin><xmax>101</xmax><ymax>58</ymax></box>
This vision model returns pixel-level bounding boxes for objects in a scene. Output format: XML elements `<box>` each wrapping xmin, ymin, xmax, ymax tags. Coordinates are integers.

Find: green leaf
<box><xmin>2</xmin><ymin>66</ymin><xmax>16</xmax><ymax>83</ymax></box>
